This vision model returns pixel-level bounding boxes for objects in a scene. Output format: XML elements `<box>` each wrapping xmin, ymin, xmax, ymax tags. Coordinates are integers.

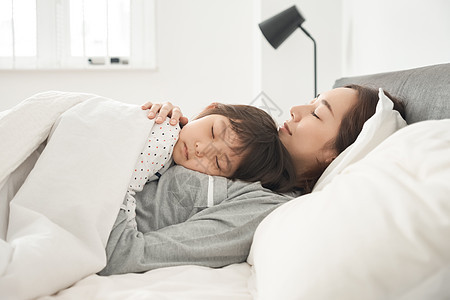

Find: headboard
<box><xmin>333</xmin><ymin>63</ymin><xmax>450</xmax><ymax>124</ymax></box>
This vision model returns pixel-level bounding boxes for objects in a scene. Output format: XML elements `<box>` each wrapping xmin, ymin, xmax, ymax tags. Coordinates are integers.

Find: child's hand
<box><xmin>141</xmin><ymin>101</ymin><xmax>188</xmax><ymax>126</ymax></box>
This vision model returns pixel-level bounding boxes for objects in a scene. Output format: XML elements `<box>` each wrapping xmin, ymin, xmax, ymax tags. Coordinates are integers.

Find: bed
<box><xmin>1</xmin><ymin>63</ymin><xmax>449</xmax><ymax>300</ymax></box>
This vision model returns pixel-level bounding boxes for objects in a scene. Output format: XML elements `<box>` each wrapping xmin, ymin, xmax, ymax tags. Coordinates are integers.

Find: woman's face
<box><xmin>279</xmin><ymin>87</ymin><xmax>358</xmax><ymax>174</ymax></box>
<box><xmin>173</xmin><ymin>114</ymin><xmax>243</xmax><ymax>177</ymax></box>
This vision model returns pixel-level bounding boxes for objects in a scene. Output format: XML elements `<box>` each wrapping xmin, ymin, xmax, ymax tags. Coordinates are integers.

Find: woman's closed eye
<box><xmin>311</xmin><ymin>110</ymin><xmax>320</xmax><ymax>119</ymax></box>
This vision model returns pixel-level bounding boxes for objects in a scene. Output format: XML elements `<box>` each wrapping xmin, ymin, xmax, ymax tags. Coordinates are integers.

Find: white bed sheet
<box><xmin>40</xmin><ymin>263</ymin><xmax>253</xmax><ymax>300</ymax></box>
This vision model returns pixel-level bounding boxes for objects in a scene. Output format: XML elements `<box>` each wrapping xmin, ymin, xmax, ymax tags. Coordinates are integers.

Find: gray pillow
<box><xmin>333</xmin><ymin>63</ymin><xmax>450</xmax><ymax>124</ymax></box>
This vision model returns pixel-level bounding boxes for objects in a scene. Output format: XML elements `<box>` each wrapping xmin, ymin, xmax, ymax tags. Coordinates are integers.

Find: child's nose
<box><xmin>195</xmin><ymin>141</ymin><xmax>219</xmax><ymax>158</ymax></box>
<box><xmin>195</xmin><ymin>142</ymin><xmax>213</xmax><ymax>157</ymax></box>
<box><xmin>195</xmin><ymin>142</ymin><xmax>203</xmax><ymax>157</ymax></box>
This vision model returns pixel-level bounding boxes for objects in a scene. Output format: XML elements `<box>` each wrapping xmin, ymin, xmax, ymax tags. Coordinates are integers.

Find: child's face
<box><xmin>173</xmin><ymin>114</ymin><xmax>244</xmax><ymax>177</ymax></box>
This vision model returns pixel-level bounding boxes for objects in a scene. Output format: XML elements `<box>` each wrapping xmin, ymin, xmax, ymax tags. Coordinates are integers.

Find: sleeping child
<box><xmin>122</xmin><ymin>102</ymin><xmax>297</xmax><ymax>229</ymax></box>
<box><xmin>100</xmin><ymin>102</ymin><xmax>298</xmax><ymax>275</ymax></box>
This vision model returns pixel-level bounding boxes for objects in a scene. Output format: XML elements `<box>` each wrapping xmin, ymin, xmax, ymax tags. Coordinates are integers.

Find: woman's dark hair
<box><xmin>334</xmin><ymin>85</ymin><xmax>405</xmax><ymax>153</ymax></box>
<box><xmin>297</xmin><ymin>84</ymin><xmax>406</xmax><ymax>193</ymax></box>
<box><xmin>194</xmin><ymin>103</ymin><xmax>297</xmax><ymax>193</ymax></box>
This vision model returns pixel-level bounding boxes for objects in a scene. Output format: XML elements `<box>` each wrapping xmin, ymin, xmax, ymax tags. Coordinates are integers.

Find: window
<box><xmin>0</xmin><ymin>0</ymin><xmax>156</xmax><ymax>69</ymax></box>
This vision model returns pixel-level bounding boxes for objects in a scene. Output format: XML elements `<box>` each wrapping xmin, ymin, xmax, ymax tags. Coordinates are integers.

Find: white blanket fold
<box><xmin>0</xmin><ymin>92</ymin><xmax>155</xmax><ymax>300</ymax></box>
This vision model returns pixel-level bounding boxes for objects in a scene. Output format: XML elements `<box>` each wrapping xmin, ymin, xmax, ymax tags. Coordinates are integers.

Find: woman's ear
<box><xmin>325</xmin><ymin>155</ymin><xmax>336</xmax><ymax>164</ymax></box>
<box><xmin>323</xmin><ymin>149</ymin><xmax>337</xmax><ymax>165</ymax></box>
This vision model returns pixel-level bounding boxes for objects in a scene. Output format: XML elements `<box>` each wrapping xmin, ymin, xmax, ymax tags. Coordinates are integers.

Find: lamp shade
<box><xmin>258</xmin><ymin>5</ymin><xmax>317</xmax><ymax>97</ymax></box>
<box><xmin>258</xmin><ymin>5</ymin><xmax>305</xmax><ymax>49</ymax></box>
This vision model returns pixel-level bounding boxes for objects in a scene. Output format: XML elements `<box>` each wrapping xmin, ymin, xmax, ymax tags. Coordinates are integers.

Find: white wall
<box><xmin>342</xmin><ymin>0</ymin><xmax>450</xmax><ymax>76</ymax></box>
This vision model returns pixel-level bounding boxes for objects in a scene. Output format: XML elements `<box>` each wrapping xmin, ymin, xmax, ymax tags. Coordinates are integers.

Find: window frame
<box><xmin>0</xmin><ymin>0</ymin><xmax>156</xmax><ymax>70</ymax></box>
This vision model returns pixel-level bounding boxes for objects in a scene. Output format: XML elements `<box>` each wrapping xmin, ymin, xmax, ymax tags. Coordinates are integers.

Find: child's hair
<box><xmin>194</xmin><ymin>102</ymin><xmax>297</xmax><ymax>193</ymax></box>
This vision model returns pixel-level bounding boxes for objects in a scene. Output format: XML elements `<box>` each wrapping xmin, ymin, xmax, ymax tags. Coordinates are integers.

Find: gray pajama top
<box><xmin>99</xmin><ymin>165</ymin><xmax>293</xmax><ymax>275</ymax></box>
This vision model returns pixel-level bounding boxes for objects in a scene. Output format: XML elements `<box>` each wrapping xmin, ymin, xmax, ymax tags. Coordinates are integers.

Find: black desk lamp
<box><xmin>259</xmin><ymin>5</ymin><xmax>317</xmax><ymax>97</ymax></box>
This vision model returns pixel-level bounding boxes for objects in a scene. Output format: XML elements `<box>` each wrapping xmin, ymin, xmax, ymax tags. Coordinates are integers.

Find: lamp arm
<box><xmin>299</xmin><ymin>26</ymin><xmax>317</xmax><ymax>97</ymax></box>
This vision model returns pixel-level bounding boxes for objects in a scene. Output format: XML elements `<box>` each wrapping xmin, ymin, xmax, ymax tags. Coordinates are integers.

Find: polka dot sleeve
<box><xmin>122</xmin><ymin>118</ymin><xmax>180</xmax><ymax>229</ymax></box>
<box><xmin>129</xmin><ymin>118</ymin><xmax>180</xmax><ymax>190</ymax></box>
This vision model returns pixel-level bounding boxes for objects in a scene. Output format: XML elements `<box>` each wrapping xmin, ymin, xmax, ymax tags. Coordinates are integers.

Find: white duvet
<box><xmin>0</xmin><ymin>92</ymin><xmax>156</xmax><ymax>299</ymax></box>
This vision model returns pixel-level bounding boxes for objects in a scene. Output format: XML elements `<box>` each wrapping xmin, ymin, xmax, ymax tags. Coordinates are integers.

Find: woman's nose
<box><xmin>290</xmin><ymin>106</ymin><xmax>303</xmax><ymax>122</ymax></box>
<box><xmin>290</xmin><ymin>105</ymin><xmax>311</xmax><ymax>122</ymax></box>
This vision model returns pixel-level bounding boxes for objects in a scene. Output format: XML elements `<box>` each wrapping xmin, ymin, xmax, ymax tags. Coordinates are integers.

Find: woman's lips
<box><xmin>281</xmin><ymin>122</ymin><xmax>292</xmax><ymax>135</ymax></box>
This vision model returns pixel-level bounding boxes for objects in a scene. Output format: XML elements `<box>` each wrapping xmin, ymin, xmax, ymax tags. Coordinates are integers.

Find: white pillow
<box><xmin>248</xmin><ymin>119</ymin><xmax>450</xmax><ymax>300</ymax></box>
<box><xmin>313</xmin><ymin>88</ymin><xmax>407</xmax><ymax>191</ymax></box>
